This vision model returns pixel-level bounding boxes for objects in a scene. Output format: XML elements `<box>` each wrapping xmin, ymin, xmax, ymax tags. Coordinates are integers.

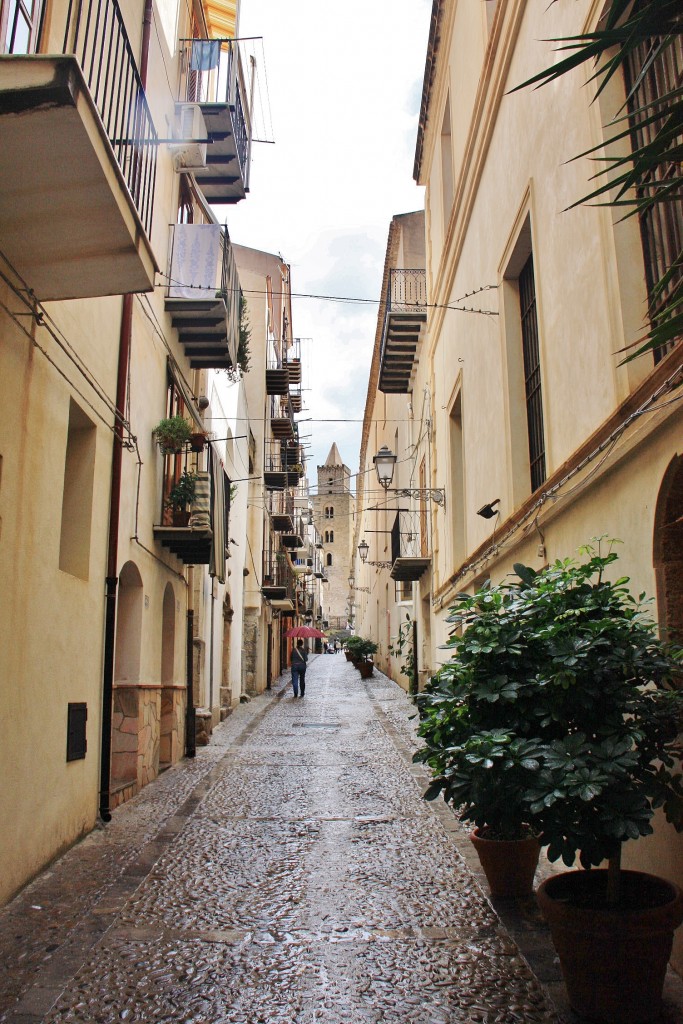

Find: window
<box><xmin>395</xmin><ymin>580</ymin><xmax>412</xmax><ymax>602</ymax></box>
<box><xmin>1</xmin><ymin>0</ymin><xmax>42</xmax><ymax>53</ymax></box>
<box><xmin>623</xmin><ymin>23</ymin><xmax>682</xmax><ymax>364</ymax></box>
<box><xmin>325</xmin><ymin>506</ymin><xmax>334</xmax><ymax>519</ymax></box>
<box><xmin>59</xmin><ymin>400</ymin><xmax>96</xmax><ymax>580</ymax></box>
<box><xmin>326</xmin><ymin>553</ymin><xmax>333</xmax><ymax>567</ymax></box>
<box><xmin>519</xmin><ymin>253</ymin><xmax>546</xmax><ymax>492</ymax></box>
<box><xmin>329</xmin><ymin>530</ymin><xmax>334</xmax><ymax>543</ymax></box>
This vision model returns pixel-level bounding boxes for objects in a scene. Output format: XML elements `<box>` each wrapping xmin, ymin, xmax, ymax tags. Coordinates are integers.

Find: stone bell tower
<box><xmin>312</xmin><ymin>444</ymin><xmax>355</xmax><ymax>631</ymax></box>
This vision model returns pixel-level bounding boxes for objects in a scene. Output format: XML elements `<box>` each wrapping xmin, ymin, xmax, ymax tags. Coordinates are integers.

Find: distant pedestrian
<box><xmin>334</xmin><ymin>640</ymin><xmax>341</xmax><ymax>653</ymax></box>
<box><xmin>291</xmin><ymin>640</ymin><xmax>308</xmax><ymax>697</ymax></box>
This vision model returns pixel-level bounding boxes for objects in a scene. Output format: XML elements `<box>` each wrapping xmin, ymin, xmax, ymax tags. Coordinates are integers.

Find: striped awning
<box><xmin>205</xmin><ymin>0</ymin><xmax>237</xmax><ymax>40</ymax></box>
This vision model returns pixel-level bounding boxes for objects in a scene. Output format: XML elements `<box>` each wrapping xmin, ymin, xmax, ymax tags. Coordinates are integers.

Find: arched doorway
<box><xmin>653</xmin><ymin>455</ymin><xmax>683</xmax><ymax>646</ymax></box>
<box><xmin>112</xmin><ymin>561</ymin><xmax>143</xmax><ymax>790</ymax></box>
<box><xmin>160</xmin><ymin>583</ymin><xmax>176</xmax><ymax>770</ymax></box>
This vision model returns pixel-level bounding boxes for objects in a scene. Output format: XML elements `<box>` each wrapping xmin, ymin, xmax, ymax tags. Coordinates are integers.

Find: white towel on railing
<box><xmin>191</xmin><ymin>39</ymin><xmax>220</xmax><ymax>71</ymax></box>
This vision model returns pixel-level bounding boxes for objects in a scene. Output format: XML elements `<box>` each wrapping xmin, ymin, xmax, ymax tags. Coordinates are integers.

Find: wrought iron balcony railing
<box><xmin>178</xmin><ymin>37</ymin><xmax>251</xmax><ymax>203</ymax></box>
<box><xmin>379</xmin><ymin>268</ymin><xmax>427</xmax><ymax>394</ymax></box>
<box><xmin>165</xmin><ymin>224</ymin><xmax>241</xmax><ymax>369</ymax></box>
<box><xmin>390</xmin><ymin>509</ymin><xmax>431</xmax><ymax>582</ymax></box>
<box><xmin>64</xmin><ymin>0</ymin><xmax>158</xmax><ymax>235</ymax></box>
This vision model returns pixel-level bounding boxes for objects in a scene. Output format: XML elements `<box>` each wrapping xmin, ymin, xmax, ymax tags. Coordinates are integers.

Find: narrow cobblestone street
<box><xmin>2</xmin><ymin>655</ymin><xmax>683</xmax><ymax>1024</ymax></box>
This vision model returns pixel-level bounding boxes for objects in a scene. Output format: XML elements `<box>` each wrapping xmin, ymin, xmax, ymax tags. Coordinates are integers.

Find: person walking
<box><xmin>290</xmin><ymin>640</ymin><xmax>308</xmax><ymax>697</ymax></box>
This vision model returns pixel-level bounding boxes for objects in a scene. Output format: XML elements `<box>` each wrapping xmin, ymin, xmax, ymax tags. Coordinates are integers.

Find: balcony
<box><xmin>281</xmin><ymin>514</ymin><xmax>305</xmax><ymax>550</ymax></box>
<box><xmin>262</xmin><ymin>553</ymin><xmax>295</xmax><ymax>609</ymax></box>
<box><xmin>378</xmin><ymin>269</ymin><xmax>427</xmax><ymax>394</ymax></box>
<box><xmin>153</xmin><ymin>465</ymin><xmax>214</xmax><ymax>565</ymax></box>
<box><xmin>265</xmin><ymin>360</ymin><xmax>290</xmax><ymax>396</ymax></box>
<box><xmin>178</xmin><ymin>39</ymin><xmax>251</xmax><ymax>205</ymax></box>
<box><xmin>270</xmin><ymin>393</ymin><xmax>295</xmax><ymax>440</ymax></box>
<box><xmin>263</xmin><ymin>440</ymin><xmax>288</xmax><ymax>490</ymax></box>
<box><xmin>390</xmin><ymin>509</ymin><xmax>431</xmax><ymax>582</ymax></box>
<box><xmin>0</xmin><ymin>7</ymin><xmax>159</xmax><ymax>301</ymax></box>
<box><xmin>165</xmin><ymin>224</ymin><xmax>241</xmax><ymax>370</ymax></box>
<box><xmin>270</xmin><ymin>491</ymin><xmax>294</xmax><ymax>532</ymax></box>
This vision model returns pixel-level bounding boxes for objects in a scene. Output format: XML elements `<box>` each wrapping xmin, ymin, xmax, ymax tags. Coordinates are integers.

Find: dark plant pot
<box><xmin>345</xmin><ymin>652</ymin><xmax>354</xmax><ymax>661</ymax></box>
<box><xmin>357</xmin><ymin>660</ymin><xmax>374</xmax><ymax>678</ymax></box>
<box><xmin>172</xmin><ymin>509</ymin><xmax>191</xmax><ymax>527</ymax></box>
<box><xmin>537</xmin><ymin>869</ymin><xmax>683</xmax><ymax>1023</ymax></box>
<box><xmin>189</xmin><ymin>432</ymin><xmax>206</xmax><ymax>452</ymax></box>
<box><xmin>470</xmin><ymin>828</ymin><xmax>540</xmax><ymax>898</ymax></box>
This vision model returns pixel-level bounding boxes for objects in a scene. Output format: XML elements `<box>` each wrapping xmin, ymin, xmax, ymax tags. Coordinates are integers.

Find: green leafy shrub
<box><xmin>415</xmin><ymin>542</ymin><xmax>683</xmax><ymax>872</ymax></box>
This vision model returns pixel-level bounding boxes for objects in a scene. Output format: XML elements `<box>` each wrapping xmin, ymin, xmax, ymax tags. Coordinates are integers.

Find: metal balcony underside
<box><xmin>266</xmin><ymin>367</ymin><xmax>289</xmax><ymax>394</ymax></box>
<box><xmin>271</xmin><ymin>417</ymin><xmax>295</xmax><ymax>440</ymax></box>
<box><xmin>390</xmin><ymin>556</ymin><xmax>431</xmax><ymax>582</ymax></box>
<box><xmin>264</xmin><ymin>470</ymin><xmax>287</xmax><ymax>490</ymax></box>
<box><xmin>379</xmin><ymin>312</ymin><xmax>427</xmax><ymax>394</ymax></box>
<box><xmin>262</xmin><ymin>584</ymin><xmax>287</xmax><ymax>601</ymax></box>
<box><xmin>193</xmin><ymin>104</ymin><xmax>246</xmax><ymax>204</ymax></box>
<box><xmin>282</xmin><ymin>532</ymin><xmax>304</xmax><ymax>549</ymax></box>
<box><xmin>0</xmin><ymin>56</ymin><xmax>157</xmax><ymax>300</ymax></box>
<box><xmin>153</xmin><ymin>526</ymin><xmax>212</xmax><ymax>564</ymax></box>
<box><xmin>272</xmin><ymin>513</ymin><xmax>294</xmax><ymax>532</ymax></box>
<box><xmin>166</xmin><ymin>298</ymin><xmax>233</xmax><ymax>369</ymax></box>
<box><xmin>284</xmin><ymin>357</ymin><xmax>301</xmax><ymax>383</ymax></box>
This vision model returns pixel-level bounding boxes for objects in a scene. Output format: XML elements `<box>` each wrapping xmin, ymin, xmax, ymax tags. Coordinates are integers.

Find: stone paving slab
<box><xmin>1</xmin><ymin>656</ymin><xmax>682</xmax><ymax>1023</ymax></box>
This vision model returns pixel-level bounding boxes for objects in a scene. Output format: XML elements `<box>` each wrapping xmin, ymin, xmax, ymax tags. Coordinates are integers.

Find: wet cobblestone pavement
<box><xmin>2</xmin><ymin>656</ymin><xmax>683</xmax><ymax>1024</ymax></box>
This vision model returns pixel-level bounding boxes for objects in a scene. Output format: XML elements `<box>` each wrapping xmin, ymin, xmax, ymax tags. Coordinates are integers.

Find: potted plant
<box><xmin>415</xmin><ymin>541</ymin><xmax>683</xmax><ymax>1019</ymax></box>
<box><xmin>189</xmin><ymin>430</ymin><xmax>207</xmax><ymax>453</ymax></box>
<box><xmin>165</xmin><ymin>470</ymin><xmax>197</xmax><ymax>526</ymax></box>
<box><xmin>414</xmin><ymin>576</ymin><xmax>546</xmax><ymax>896</ymax></box>
<box><xmin>153</xmin><ymin>416</ymin><xmax>191</xmax><ymax>455</ymax></box>
<box><xmin>352</xmin><ymin>637</ymin><xmax>378</xmax><ymax>678</ymax></box>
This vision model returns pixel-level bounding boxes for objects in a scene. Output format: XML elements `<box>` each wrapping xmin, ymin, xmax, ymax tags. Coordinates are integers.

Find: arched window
<box><xmin>329</xmin><ymin>530</ymin><xmax>334</xmax><ymax>543</ymax></box>
<box><xmin>326</xmin><ymin>553</ymin><xmax>333</xmax><ymax>567</ymax></box>
<box><xmin>325</xmin><ymin>506</ymin><xmax>334</xmax><ymax>519</ymax></box>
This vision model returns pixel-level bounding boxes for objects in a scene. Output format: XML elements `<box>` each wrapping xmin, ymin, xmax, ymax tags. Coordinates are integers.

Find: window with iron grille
<box><xmin>519</xmin><ymin>253</ymin><xmax>546</xmax><ymax>492</ymax></box>
<box><xmin>623</xmin><ymin>27</ymin><xmax>682</xmax><ymax>364</ymax></box>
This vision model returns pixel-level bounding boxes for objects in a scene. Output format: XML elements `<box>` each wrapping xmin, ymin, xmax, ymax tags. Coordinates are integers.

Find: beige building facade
<box><xmin>0</xmin><ymin>0</ymin><xmax>280</xmax><ymax>905</ymax></box>
<box><xmin>356</xmin><ymin>0</ymin><xmax>683</xmax><ymax>971</ymax></box>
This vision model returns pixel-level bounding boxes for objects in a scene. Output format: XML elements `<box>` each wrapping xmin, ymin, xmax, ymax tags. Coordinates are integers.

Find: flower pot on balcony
<box><xmin>189</xmin><ymin>431</ymin><xmax>207</xmax><ymax>452</ymax></box>
<box><xmin>172</xmin><ymin>509</ymin><xmax>191</xmax><ymax>527</ymax></box>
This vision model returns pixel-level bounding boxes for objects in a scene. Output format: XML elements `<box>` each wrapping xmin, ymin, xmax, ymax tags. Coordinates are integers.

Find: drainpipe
<box><xmin>186</xmin><ymin>565</ymin><xmax>196</xmax><ymax>757</ymax></box>
<box><xmin>100</xmin><ymin>294</ymin><xmax>133</xmax><ymax>821</ymax></box>
<box><xmin>99</xmin><ymin>0</ymin><xmax>154</xmax><ymax>822</ymax></box>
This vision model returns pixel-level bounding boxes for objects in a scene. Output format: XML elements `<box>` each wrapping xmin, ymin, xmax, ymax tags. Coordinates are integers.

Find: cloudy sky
<box><xmin>226</xmin><ymin>0</ymin><xmax>431</xmax><ymax>487</ymax></box>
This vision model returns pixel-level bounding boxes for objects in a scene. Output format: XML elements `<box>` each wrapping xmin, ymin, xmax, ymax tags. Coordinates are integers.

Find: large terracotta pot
<box><xmin>537</xmin><ymin>869</ymin><xmax>683</xmax><ymax>1023</ymax></box>
<box><xmin>357</xmin><ymin>660</ymin><xmax>374</xmax><ymax>678</ymax></box>
<box><xmin>470</xmin><ymin>827</ymin><xmax>540</xmax><ymax>898</ymax></box>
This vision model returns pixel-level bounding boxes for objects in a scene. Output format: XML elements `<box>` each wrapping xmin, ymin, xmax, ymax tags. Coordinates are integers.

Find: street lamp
<box><xmin>357</xmin><ymin>539</ymin><xmax>392</xmax><ymax>570</ymax></box>
<box><xmin>373</xmin><ymin>445</ymin><xmax>398</xmax><ymax>489</ymax></box>
<box><xmin>348</xmin><ymin>574</ymin><xmax>355</xmax><ymax>588</ymax></box>
<box><xmin>372</xmin><ymin>445</ymin><xmax>445</xmax><ymax>507</ymax></box>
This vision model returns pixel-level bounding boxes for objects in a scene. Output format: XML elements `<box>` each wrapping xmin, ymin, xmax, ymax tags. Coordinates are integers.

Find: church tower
<box><xmin>312</xmin><ymin>444</ymin><xmax>355</xmax><ymax>631</ymax></box>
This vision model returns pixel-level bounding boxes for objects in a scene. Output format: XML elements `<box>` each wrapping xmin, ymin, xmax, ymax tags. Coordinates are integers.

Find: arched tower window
<box><xmin>326</xmin><ymin>553</ymin><xmax>333</xmax><ymax>567</ymax></box>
